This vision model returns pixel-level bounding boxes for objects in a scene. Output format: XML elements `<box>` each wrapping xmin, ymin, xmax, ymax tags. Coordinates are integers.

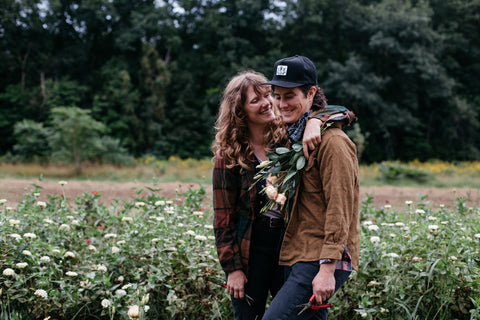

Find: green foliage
<box><xmin>94</xmin><ymin>136</ymin><xmax>134</xmax><ymax>166</ymax></box>
<box><xmin>49</xmin><ymin>107</ymin><xmax>106</xmax><ymax>171</ymax></box>
<box><xmin>1</xmin><ymin>185</ymin><xmax>479</xmax><ymax>319</ymax></box>
<box><xmin>43</xmin><ymin>78</ymin><xmax>89</xmax><ymax>112</ymax></box>
<box><xmin>0</xmin><ymin>185</ymin><xmax>229</xmax><ymax>319</ymax></box>
<box><xmin>11</xmin><ymin>120</ymin><xmax>51</xmax><ymax>163</ymax></box>
<box><xmin>0</xmin><ymin>85</ymin><xmax>34</xmax><ymax>154</ymax></box>
<box><xmin>347</xmin><ymin>122</ymin><xmax>369</xmax><ymax>161</ymax></box>
<box><xmin>377</xmin><ymin>161</ymin><xmax>432</xmax><ymax>183</ymax></box>
<box><xmin>0</xmin><ymin>0</ymin><xmax>480</xmax><ymax>162</ymax></box>
<box><xmin>332</xmin><ymin>199</ymin><xmax>480</xmax><ymax>319</ymax></box>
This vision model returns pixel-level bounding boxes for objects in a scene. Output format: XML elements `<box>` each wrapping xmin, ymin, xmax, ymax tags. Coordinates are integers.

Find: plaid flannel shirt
<box><xmin>213</xmin><ymin>152</ymin><xmax>258</xmax><ymax>274</ymax></box>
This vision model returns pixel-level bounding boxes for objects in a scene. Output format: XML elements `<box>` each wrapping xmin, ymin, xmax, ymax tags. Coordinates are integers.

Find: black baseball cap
<box><xmin>263</xmin><ymin>55</ymin><xmax>317</xmax><ymax>88</ymax></box>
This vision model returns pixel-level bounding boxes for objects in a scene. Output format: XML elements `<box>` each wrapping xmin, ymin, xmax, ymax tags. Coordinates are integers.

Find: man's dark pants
<box><xmin>262</xmin><ymin>261</ymin><xmax>350</xmax><ymax>320</ymax></box>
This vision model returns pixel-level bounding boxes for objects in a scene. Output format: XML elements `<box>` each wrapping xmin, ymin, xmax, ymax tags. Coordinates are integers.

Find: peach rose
<box><xmin>265</xmin><ymin>185</ymin><xmax>278</xmax><ymax>200</ymax></box>
<box><xmin>275</xmin><ymin>193</ymin><xmax>287</xmax><ymax>205</ymax></box>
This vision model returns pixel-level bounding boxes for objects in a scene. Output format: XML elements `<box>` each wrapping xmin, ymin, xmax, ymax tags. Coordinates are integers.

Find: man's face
<box><xmin>273</xmin><ymin>86</ymin><xmax>315</xmax><ymax>125</ymax></box>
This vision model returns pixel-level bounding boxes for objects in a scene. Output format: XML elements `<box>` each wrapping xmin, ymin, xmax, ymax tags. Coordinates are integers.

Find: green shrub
<box><xmin>377</xmin><ymin>161</ymin><xmax>432</xmax><ymax>183</ymax></box>
<box><xmin>0</xmin><ymin>184</ymin><xmax>231</xmax><ymax>319</ymax></box>
<box><xmin>330</xmin><ymin>197</ymin><xmax>480</xmax><ymax>319</ymax></box>
<box><xmin>1</xmin><ymin>185</ymin><xmax>479</xmax><ymax>319</ymax></box>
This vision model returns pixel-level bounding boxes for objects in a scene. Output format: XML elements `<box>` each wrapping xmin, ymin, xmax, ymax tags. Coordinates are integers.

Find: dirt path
<box><xmin>1</xmin><ymin>178</ymin><xmax>479</xmax><ymax>210</ymax></box>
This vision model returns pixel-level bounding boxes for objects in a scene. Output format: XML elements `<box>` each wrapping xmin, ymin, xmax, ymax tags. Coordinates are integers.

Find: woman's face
<box><xmin>274</xmin><ymin>86</ymin><xmax>316</xmax><ymax>125</ymax></box>
<box><xmin>243</xmin><ymin>85</ymin><xmax>275</xmax><ymax>127</ymax></box>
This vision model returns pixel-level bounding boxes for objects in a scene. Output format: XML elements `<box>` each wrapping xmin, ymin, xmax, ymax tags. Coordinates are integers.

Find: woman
<box><xmin>212</xmin><ymin>70</ymin><xmax>289</xmax><ymax>319</ymax></box>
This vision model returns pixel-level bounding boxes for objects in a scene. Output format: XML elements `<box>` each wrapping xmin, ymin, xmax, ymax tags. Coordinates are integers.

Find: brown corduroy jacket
<box><xmin>279</xmin><ymin>128</ymin><xmax>360</xmax><ymax>270</ymax></box>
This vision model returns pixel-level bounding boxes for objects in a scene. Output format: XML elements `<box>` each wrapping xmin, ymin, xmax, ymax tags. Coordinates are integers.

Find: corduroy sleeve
<box><xmin>318</xmin><ymin>133</ymin><xmax>358</xmax><ymax>260</ymax></box>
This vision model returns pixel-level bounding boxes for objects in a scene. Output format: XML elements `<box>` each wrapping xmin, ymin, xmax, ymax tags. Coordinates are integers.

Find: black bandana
<box><xmin>287</xmin><ymin>110</ymin><xmax>312</xmax><ymax>144</ymax></box>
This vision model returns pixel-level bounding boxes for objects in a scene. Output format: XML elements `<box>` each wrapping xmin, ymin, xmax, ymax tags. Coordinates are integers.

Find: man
<box><xmin>261</xmin><ymin>55</ymin><xmax>360</xmax><ymax>320</ymax></box>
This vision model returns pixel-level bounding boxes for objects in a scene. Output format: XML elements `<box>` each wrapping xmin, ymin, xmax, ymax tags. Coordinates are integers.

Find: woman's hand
<box><xmin>227</xmin><ymin>270</ymin><xmax>248</xmax><ymax>299</ymax></box>
<box><xmin>303</xmin><ymin>118</ymin><xmax>323</xmax><ymax>159</ymax></box>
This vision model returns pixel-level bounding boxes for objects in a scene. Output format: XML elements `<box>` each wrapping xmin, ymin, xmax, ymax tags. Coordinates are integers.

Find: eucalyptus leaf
<box><xmin>275</xmin><ymin>147</ymin><xmax>290</xmax><ymax>154</ymax></box>
<box><xmin>289</xmin><ymin>152</ymin><xmax>301</xmax><ymax>165</ymax></box>
<box><xmin>282</xmin><ymin>169</ymin><xmax>297</xmax><ymax>184</ymax></box>
<box><xmin>292</xmin><ymin>142</ymin><xmax>303</xmax><ymax>152</ymax></box>
<box><xmin>270</xmin><ymin>166</ymin><xmax>281</xmax><ymax>174</ymax></box>
<box><xmin>296</xmin><ymin>156</ymin><xmax>306</xmax><ymax>170</ymax></box>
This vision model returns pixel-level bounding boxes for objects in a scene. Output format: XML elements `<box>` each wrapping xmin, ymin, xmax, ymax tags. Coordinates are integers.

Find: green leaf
<box><xmin>296</xmin><ymin>156</ymin><xmax>306</xmax><ymax>170</ymax></box>
<box><xmin>268</xmin><ymin>153</ymin><xmax>279</xmax><ymax>160</ymax></box>
<box><xmin>289</xmin><ymin>152</ymin><xmax>301</xmax><ymax>166</ymax></box>
<box><xmin>283</xmin><ymin>169</ymin><xmax>297</xmax><ymax>184</ymax></box>
<box><xmin>292</xmin><ymin>142</ymin><xmax>303</xmax><ymax>152</ymax></box>
<box><xmin>275</xmin><ymin>147</ymin><xmax>290</xmax><ymax>154</ymax></box>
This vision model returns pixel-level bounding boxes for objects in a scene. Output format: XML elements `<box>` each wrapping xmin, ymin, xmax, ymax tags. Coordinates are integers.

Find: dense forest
<box><xmin>1</xmin><ymin>0</ymin><xmax>479</xmax><ymax>164</ymax></box>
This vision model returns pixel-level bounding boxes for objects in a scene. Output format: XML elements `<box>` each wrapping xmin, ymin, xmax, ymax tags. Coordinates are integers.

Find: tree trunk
<box><xmin>40</xmin><ymin>71</ymin><xmax>47</xmax><ymax>108</ymax></box>
<box><xmin>18</xmin><ymin>50</ymin><xmax>30</xmax><ymax>90</ymax></box>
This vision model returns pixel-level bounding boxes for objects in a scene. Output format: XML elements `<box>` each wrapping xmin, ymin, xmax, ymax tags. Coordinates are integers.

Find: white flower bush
<box><xmin>101</xmin><ymin>298</ymin><xmax>112</xmax><ymax>308</ymax></box>
<box><xmin>64</xmin><ymin>251</ymin><xmax>76</xmax><ymax>258</ymax></box>
<box><xmin>23</xmin><ymin>232</ymin><xmax>36</xmax><ymax>239</ymax></box>
<box><xmin>39</xmin><ymin>256</ymin><xmax>51</xmax><ymax>263</ymax></box>
<box><xmin>3</xmin><ymin>268</ymin><xmax>16</xmax><ymax>277</ymax></box>
<box><xmin>0</xmin><ymin>185</ymin><xmax>478</xmax><ymax>319</ymax></box>
<box><xmin>34</xmin><ymin>289</ymin><xmax>48</xmax><ymax>299</ymax></box>
<box><xmin>9</xmin><ymin>233</ymin><xmax>22</xmax><ymax>240</ymax></box>
<box><xmin>348</xmin><ymin>198</ymin><xmax>480</xmax><ymax>319</ymax></box>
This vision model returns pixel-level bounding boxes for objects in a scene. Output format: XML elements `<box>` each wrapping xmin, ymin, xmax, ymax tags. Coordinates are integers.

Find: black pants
<box><xmin>230</xmin><ymin>220</ymin><xmax>285</xmax><ymax>320</ymax></box>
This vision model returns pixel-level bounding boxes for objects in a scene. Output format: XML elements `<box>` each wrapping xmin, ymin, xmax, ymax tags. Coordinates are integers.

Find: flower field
<box><xmin>1</xmin><ymin>183</ymin><xmax>479</xmax><ymax>319</ymax></box>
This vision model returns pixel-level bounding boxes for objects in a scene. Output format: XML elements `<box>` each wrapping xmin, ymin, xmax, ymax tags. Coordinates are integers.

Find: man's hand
<box><xmin>303</xmin><ymin>118</ymin><xmax>323</xmax><ymax>159</ymax></box>
<box><xmin>312</xmin><ymin>261</ymin><xmax>336</xmax><ymax>304</ymax></box>
<box><xmin>227</xmin><ymin>270</ymin><xmax>248</xmax><ymax>299</ymax></box>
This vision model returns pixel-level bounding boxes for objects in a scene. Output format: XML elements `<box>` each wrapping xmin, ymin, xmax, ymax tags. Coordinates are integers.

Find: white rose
<box><xmin>101</xmin><ymin>299</ymin><xmax>112</xmax><ymax>308</ymax></box>
<box><xmin>128</xmin><ymin>305</ymin><xmax>140</xmax><ymax>318</ymax></box>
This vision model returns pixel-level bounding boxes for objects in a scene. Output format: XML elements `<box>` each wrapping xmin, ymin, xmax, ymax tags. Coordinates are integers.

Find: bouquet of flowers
<box><xmin>253</xmin><ymin>122</ymin><xmax>334</xmax><ymax>222</ymax></box>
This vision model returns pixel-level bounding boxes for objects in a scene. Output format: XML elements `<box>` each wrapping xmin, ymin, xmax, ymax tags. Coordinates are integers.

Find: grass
<box><xmin>0</xmin><ymin>157</ymin><xmax>213</xmax><ymax>185</ymax></box>
<box><xmin>0</xmin><ymin>157</ymin><xmax>480</xmax><ymax>188</ymax></box>
<box><xmin>1</xmin><ymin>159</ymin><xmax>480</xmax><ymax>188</ymax></box>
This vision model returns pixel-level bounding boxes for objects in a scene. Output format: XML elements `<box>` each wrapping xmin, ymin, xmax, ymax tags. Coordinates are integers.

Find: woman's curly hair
<box><xmin>212</xmin><ymin>70</ymin><xmax>287</xmax><ymax>170</ymax></box>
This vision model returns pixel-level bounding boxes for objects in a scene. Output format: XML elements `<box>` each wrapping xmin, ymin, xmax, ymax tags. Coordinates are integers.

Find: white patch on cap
<box><xmin>276</xmin><ymin>65</ymin><xmax>288</xmax><ymax>76</ymax></box>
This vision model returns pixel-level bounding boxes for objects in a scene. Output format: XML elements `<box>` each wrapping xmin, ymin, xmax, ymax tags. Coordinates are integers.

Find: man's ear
<box><xmin>307</xmin><ymin>86</ymin><xmax>317</xmax><ymax>101</ymax></box>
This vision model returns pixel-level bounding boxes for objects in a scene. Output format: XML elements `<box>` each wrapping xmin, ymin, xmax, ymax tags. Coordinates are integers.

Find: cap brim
<box><xmin>261</xmin><ymin>80</ymin><xmax>304</xmax><ymax>88</ymax></box>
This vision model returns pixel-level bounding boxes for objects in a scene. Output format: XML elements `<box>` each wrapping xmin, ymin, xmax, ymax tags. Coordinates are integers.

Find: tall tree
<box><xmin>323</xmin><ymin>0</ymin><xmax>455</xmax><ymax>161</ymax></box>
